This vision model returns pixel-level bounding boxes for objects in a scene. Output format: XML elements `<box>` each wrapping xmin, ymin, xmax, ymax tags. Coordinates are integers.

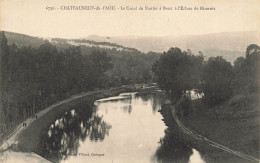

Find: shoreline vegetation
<box><xmin>153</xmin><ymin>45</ymin><xmax>259</xmax><ymax>162</ymax></box>
<box><xmin>0</xmin><ymin>30</ymin><xmax>259</xmax><ymax>163</ymax></box>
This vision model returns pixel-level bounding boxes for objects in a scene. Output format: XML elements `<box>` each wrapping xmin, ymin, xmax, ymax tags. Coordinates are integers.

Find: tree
<box><xmin>233</xmin><ymin>44</ymin><xmax>260</xmax><ymax>93</ymax></box>
<box><xmin>245</xmin><ymin>44</ymin><xmax>260</xmax><ymax>92</ymax></box>
<box><xmin>232</xmin><ymin>56</ymin><xmax>246</xmax><ymax>93</ymax></box>
<box><xmin>88</xmin><ymin>50</ymin><xmax>113</xmax><ymax>87</ymax></box>
<box><xmin>153</xmin><ymin>47</ymin><xmax>204</xmax><ymax>100</ymax></box>
<box><xmin>202</xmin><ymin>56</ymin><xmax>233</xmax><ymax>106</ymax></box>
<box><xmin>0</xmin><ymin>31</ymin><xmax>9</xmax><ymax>134</ymax></box>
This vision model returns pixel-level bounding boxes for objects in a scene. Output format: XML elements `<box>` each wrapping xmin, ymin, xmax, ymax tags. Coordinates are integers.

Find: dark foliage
<box><xmin>153</xmin><ymin>44</ymin><xmax>259</xmax><ymax>108</ymax></box>
<box><xmin>202</xmin><ymin>56</ymin><xmax>234</xmax><ymax>106</ymax></box>
<box><xmin>152</xmin><ymin>48</ymin><xmax>204</xmax><ymax>101</ymax></box>
<box><xmin>0</xmin><ymin>31</ymin><xmax>160</xmax><ymax>140</ymax></box>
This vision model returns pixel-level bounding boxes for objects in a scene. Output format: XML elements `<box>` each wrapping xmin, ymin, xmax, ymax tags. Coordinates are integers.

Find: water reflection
<box><xmin>153</xmin><ymin>130</ymin><xmax>193</xmax><ymax>163</ymax></box>
<box><xmin>153</xmin><ymin>130</ymin><xmax>206</xmax><ymax>163</ymax></box>
<box><xmin>151</xmin><ymin>94</ymin><xmax>167</xmax><ymax>113</ymax></box>
<box><xmin>37</xmin><ymin>102</ymin><xmax>111</xmax><ymax>162</ymax></box>
<box><xmin>95</xmin><ymin>93</ymin><xmax>134</xmax><ymax>114</ymax></box>
<box><xmin>136</xmin><ymin>93</ymin><xmax>167</xmax><ymax>114</ymax></box>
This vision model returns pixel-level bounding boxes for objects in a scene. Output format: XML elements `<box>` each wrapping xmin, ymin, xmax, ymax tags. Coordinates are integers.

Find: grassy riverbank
<box><xmin>181</xmin><ymin>93</ymin><xmax>259</xmax><ymax>159</ymax></box>
<box><xmin>15</xmin><ymin>84</ymin><xmax>153</xmax><ymax>152</ymax></box>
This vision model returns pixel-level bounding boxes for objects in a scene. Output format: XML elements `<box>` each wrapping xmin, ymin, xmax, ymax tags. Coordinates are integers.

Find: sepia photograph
<box><xmin>0</xmin><ymin>0</ymin><xmax>259</xmax><ymax>162</ymax></box>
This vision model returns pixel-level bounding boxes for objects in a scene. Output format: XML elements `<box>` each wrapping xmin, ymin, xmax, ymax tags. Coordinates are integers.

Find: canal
<box><xmin>36</xmin><ymin>91</ymin><xmax>205</xmax><ymax>163</ymax></box>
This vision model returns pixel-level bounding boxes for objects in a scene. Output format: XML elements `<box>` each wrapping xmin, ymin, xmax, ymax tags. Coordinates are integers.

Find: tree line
<box><xmin>153</xmin><ymin>45</ymin><xmax>259</xmax><ymax>114</ymax></box>
<box><xmin>0</xmin><ymin>31</ymin><xmax>159</xmax><ymax>139</ymax></box>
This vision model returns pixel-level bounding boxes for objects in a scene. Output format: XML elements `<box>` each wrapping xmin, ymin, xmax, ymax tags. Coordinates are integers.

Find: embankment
<box><xmin>160</xmin><ymin>103</ymin><xmax>259</xmax><ymax>163</ymax></box>
<box><xmin>5</xmin><ymin>84</ymin><xmax>147</xmax><ymax>153</ymax></box>
<box><xmin>184</xmin><ymin>93</ymin><xmax>259</xmax><ymax>159</ymax></box>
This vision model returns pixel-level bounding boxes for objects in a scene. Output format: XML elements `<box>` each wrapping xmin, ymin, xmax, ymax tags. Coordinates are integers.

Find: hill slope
<box><xmin>82</xmin><ymin>31</ymin><xmax>259</xmax><ymax>62</ymax></box>
<box><xmin>3</xmin><ymin>31</ymin><xmax>259</xmax><ymax>62</ymax></box>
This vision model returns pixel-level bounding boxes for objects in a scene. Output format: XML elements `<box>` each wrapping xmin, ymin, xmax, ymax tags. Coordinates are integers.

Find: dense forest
<box><xmin>153</xmin><ymin>44</ymin><xmax>259</xmax><ymax>115</ymax></box>
<box><xmin>0</xmin><ymin>31</ymin><xmax>160</xmax><ymax>140</ymax></box>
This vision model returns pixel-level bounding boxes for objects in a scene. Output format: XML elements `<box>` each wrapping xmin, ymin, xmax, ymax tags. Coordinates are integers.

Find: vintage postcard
<box><xmin>0</xmin><ymin>0</ymin><xmax>259</xmax><ymax>163</ymax></box>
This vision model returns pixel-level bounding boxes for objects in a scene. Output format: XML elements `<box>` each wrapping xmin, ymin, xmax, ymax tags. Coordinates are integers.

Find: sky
<box><xmin>0</xmin><ymin>0</ymin><xmax>259</xmax><ymax>38</ymax></box>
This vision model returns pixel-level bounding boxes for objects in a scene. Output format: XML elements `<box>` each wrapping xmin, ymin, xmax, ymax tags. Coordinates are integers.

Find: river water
<box><xmin>37</xmin><ymin>92</ymin><xmax>206</xmax><ymax>163</ymax></box>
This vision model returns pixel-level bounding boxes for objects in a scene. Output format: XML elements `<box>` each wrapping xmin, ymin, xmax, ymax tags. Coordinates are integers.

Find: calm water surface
<box><xmin>38</xmin><ymin>92</ymin><xmax>205</xmax><ymax>163</ymax></box>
